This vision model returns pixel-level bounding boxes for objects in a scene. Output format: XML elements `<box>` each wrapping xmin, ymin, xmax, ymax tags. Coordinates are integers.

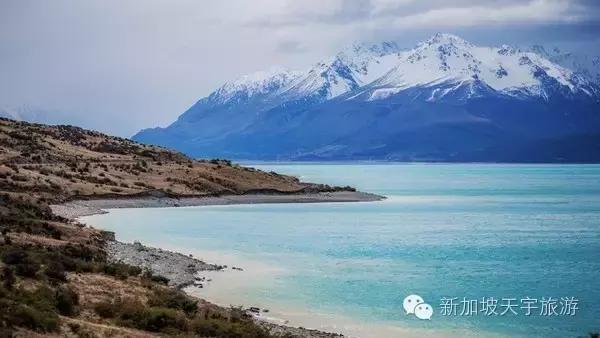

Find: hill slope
<box><xmin>0</xmin><ymin>118</ymin><xmax>348</xmax><ymax>201</ymax></box>
<box><xmin>0</xmin><ymin>118</ymin><xmax>347</xmax><ymax>337</ymax></box>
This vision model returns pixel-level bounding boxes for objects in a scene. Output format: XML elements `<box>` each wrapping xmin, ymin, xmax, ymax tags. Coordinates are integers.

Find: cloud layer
<box><xmin>0</xmin><ymin>0</ymin><xmax>598</xmax><ymax>136</ymax></box>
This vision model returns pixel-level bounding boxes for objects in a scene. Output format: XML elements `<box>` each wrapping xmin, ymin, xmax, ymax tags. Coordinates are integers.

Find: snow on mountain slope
<box><xmin>530</xmin><ymin>45</ymin><xmax>600</xmax><ymax>85</ymax></box>
<box><xmin>334</xmin><ymin>41</ymin><xmax>401</xmax><ymax>85</ymax></box>
<box><xmin>368</xmin><ymin>33</ymin><xmax>596</xmax><ymax>101</ymax></box>
<box><xmin>208</xmin><ymin>41</ymin><xmax>402</xmax><ymax>104</ymax></box>
<box><xmin>208</xmin><ymin>67</ymin><xmax>302</xmax><ymax>104</ymax></box>
<box><xmin>283</xmin><ymin>41</ymin><xmax>403</xmax><ymax>100</ymax></box>
<box><xmin>206</xmin><ymin>34</ymin><xmax>598</xmax><ymax>108</ymax></box>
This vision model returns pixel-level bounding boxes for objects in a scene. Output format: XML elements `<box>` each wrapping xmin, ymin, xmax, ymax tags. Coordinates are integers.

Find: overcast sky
<box><xmin>1</xmin><ymin>0</ymin><xmax>599</xmax><ymax>137</ymax></box>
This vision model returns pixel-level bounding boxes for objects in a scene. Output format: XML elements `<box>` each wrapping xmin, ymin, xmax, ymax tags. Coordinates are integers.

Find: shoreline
<box><xmin>53</xmin><ymin>191</ymin><xmax>384</xmax><ymax>338</ymax></box>
<box><xmin>51</xmin><ymin>191</ymin><xmax>385</xmax><ymax>219</ymax></box>
<box><xmin>64</xmin><ymin>192</ymin><xmax>493</xmax><ymax>338</ymax></box>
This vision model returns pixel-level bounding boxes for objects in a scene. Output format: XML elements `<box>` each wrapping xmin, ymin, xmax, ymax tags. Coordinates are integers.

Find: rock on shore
<box><xmin>259</xmin><ymin>322</ymin><xmax>344</xmax><ymax>338</ymax></box>
<box><xmin>105</xmin><ymin>240</ymin><xmax>223</xmax><ymax>288</ymax></box>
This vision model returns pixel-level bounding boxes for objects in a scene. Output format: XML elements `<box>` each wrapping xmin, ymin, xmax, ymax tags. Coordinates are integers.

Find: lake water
<box><xmin>82</xmin><ymin>164</ymin><xmax>600</xmax><ymax>337</ymax></box>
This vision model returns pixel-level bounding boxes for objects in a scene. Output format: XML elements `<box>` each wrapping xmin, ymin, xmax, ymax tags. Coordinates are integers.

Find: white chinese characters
<box><xmin>439</xmin><ymin>296</ymin><xmax>579</xmax><ymax>316</ymax></box>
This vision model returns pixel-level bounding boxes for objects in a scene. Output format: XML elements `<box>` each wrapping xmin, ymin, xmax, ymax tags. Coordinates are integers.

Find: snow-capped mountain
<box><xmin>208</xmin><ymin>67</ymin><xmax>302</xmax><ymax>104</ymax></box>
<box><xmin>529</xmin><ymin>45</ymin><xmax>600</xmax><ymax>85</ymax></box>
<box><xmin>356</xmin><ymin>33</ymin><xmax>597</xmax><ymax>101</ymax></box>
<box><xmin>206</xmin><ymin>34</ymin><xmax>597</xmax><ymax>105</ymax></box>
<box><xmin>208</xmin><ymin>41</ymin><xmax>402</xmax><ymax>104</ymax></box>
<box><xmin>134</xmin><ymin>34</ymin><xmax>600</xmax><ymax>162</ymax></box>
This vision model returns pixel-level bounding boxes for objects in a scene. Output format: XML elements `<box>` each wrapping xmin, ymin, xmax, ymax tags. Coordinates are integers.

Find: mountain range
<box><xmin>133</xmin><ymin>33</ymin><xmax>600</xmax><ymax>162</ymax></box>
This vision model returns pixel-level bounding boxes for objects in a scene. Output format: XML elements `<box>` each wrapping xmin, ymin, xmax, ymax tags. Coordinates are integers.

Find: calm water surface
<box><xmin>84</xmin><ymin>164</ymin><xmax>600</xmax><ymax>337</ymax></box>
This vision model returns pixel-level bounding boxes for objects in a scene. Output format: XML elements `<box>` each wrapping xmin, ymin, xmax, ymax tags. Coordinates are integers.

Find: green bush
<box><xmin>137</xmin><ymin>307</ymin><xmax>187</xmax><ymax>332</ymax></box>
<box><xmin>8</xmin><ymin>304</ymin><xmax>59</xmax><ymax>332</ymax></box>
<box><xmin>116</xmin><ymin>298</ymin><xmax>146</xmax><ymax>323</ymax></box>
<box><xmin>141</xmin><ymin>270</ymin><xmax>169</xmax><ymax>285</ymax></box>
<box><xmin>93</xmin><ymin>300</ymin><xmax>117</xmax><ymax>318</ymax></box>
<box><xmin>2</xmin><ymin>247</ymin><xmax>41</xmax><ymax>278</ymax></box>
<box><xmin>45</xmin><ymin>261</ymin><xmax>67</xmax><ymax>282</ymax></box>
<box><xmin>58</xmin><ymin>243</ymin><xmax>103</xmax><ymax>262</ymax></box>
<box><xmin>55</xmin><ymin>286</ymin><xmax>79</xmax><ymax>316</ymax></box>
<box><xmin>190</xmin><ymin>317</ymin><xmax>270</xmax><ymax>338</ymax></box>
<box><xmin>94</xmin><ymin>298</ymin><xmax>187</xmax><ymax>333</ymax></box>
<box><xmin>1</xmin><ymin>267</ymin><xmax>15</xmax><ymax>290</ymax></box>
<box><xmin>94</xmin><ymin>297</ymin><xmax>146</xmax><ymax>324</ymax></box>
<box><xmin>103</xmin><ymin>262</ymin><xmax>142</xmax><ymax>279</ymax></box>
<box><xmin>15</xmin><ymin>285</ymin><xmax>56</xmax><ymax>313</ymax></box>
<box><xmin>148</xmin><ymin>288</ymin><xmax>198</xmax><ymax>316</ymax></box>
<box><xmin>14</xmin><ymin>259</ymin><xmax>40</xmax><ymax>277</ymax></box>
<box><xmin>46</xmin><ymin>252</ymin><xmax>77</xmax><ymax>271</ymax></box>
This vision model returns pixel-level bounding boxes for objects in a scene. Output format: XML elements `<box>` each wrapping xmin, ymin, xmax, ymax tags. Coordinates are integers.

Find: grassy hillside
<box><xmin>0</xmin><ymin>118</ymin><xmax>346</xmax><ymax>337</ymax></box>
<box><xmin>0</xmin><ymin>118</ymin><xmax>350</xmax><ymax>201</ymax></box>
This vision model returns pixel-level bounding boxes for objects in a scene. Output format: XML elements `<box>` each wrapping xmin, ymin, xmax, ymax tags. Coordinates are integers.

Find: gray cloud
<box><xmin>275</xmin><ymin>40</ymin><xmax>309</xmax><ymax>54</ymax></box>
<box><xmin>0</xmin><ymin>0</ymin><xmax>598</xmax><ymax>137</ymax></box>
<box><xmin>249</xmin><ymin>0</ymin><xmax>600</xmax><ymax>28</ymax></box>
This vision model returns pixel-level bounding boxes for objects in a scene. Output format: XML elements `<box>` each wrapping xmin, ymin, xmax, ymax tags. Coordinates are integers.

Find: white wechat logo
<box><xmin>403</xmin><ymin>294</ymin><xmax>433</xmax><ymax>320</ymax></box>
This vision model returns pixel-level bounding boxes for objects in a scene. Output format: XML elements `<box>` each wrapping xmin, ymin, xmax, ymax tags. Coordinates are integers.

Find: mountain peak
<box><xmin>422</xmin><ymin>33</ymin><xmax>471</xmax><ymax>47</ymax></box>
<box><xmin>336</xmin><ymin>41</ymin><xmax>400</xmax><ymax>65</ymax></box>
<box><xmin>211</xmin><ymin>67</ymin><xmax>300</xmax><ymax>103</ymax></box>
<box><xmin>346</xmin><ymin>41</ymin><xmax>400</xmax><ymax>56</ymax></box>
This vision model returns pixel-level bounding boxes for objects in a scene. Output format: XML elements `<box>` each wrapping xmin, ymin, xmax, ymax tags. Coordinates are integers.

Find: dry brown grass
<box><xmin>0</xmin><ymin>118</ymin><xmax>335</xmax><ymax>205</ymax></box>
<box><xmin>13</xmin><ymin>317</ymin><xmax>157</xmax><ymax>338</ymax></box>
<box><xmin>68</xmin><ymin>273</ymin><xmax>152</xmax><ymax>311</ymax></box>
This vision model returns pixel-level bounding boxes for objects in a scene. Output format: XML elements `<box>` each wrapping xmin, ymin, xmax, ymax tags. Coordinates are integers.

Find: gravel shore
<box><xmin>105</xmin><ymin>240</ymin><xmax>223</xmax><ymax>289</ymax></box>
<box><xmin>51</xmin><ymin>191</ymin><xmax>384</xmax><ymax>219</ymax></box>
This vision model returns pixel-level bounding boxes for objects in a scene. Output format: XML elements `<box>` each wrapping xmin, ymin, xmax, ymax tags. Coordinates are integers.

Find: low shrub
<box><xmin>190</xmin><ymin>317</ymin><xmax>270</xmax><ymax>338</ymax></box>
<box><xmin>45</xmin><ymin>261</ymin><xmax>67</xmax><ymax>282</ymax></box>
<box><xmin>93</xmin><ymin>300</ymin><xmax>117</xmax><ymax>318</ymax></box>
<box><xmin>103</xmin><ymin>262</ymin><xmax>142</xmax><ymax>279</ymax></box>
<box><xmin>2</xmin><ymin>267</ymin><xmax>15</xmax><ymax>290</ymax></box>
<box><xmin>142</xmin><ymin>270</ymin><xmax>169</xmax><ymax>285</ymax></box>
<box><xmin>55</xmin><ymin>286</ymin><xmax>79</xmax><ymax>316</ymax></box>
<box><xmin>148</xmin><ymin>288</ymin><xmax>198</xmax><ymax>316</ymax></box>
<box><xmin>94</xmin><ymin>298</ymin><xmax>186</xmax><ymax>333</ymax></box>
<box><xmin>2</xmin><ymin>247</ymin><xmax>40</xmax><ymax>278</ymax></box>
<box><xmin>15</xmin><ymin>285</ymin><xmax>56</xmax><ymax>313</ymax></box>
<box><xmin>137</xmin><ymin>307</ymin><xmax>187</xmax><ymax>332</ymax></box>
<box><xmin>8</xmin><ymin>304</ymin><xmax>59</xmax><ymax>332</ymax></box>
<box><xmin>2</xmin><ymin>246</ymin><xmax>28</xmax><ymax>265</ymax></box>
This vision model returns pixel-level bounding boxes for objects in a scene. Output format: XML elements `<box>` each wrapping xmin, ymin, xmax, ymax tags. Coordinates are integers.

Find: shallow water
<box><xmin>83</xmin><ymin>164</ymin><xmax>600</xmax><ymax>337</ymax></box>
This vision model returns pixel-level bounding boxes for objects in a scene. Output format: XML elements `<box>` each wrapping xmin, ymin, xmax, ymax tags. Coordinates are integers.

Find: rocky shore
<box><xmin>258</xmin><ymin>322</ymin><xmax>344</xmax><ymax>338</ymax></box>
<box><xmin>103</xmin><ymin>239</ymin><xmax>345</xmax><ymax>337</ymax></box>
<box><xmin>105</xmin><ymin>240</ymin><xmax>223</xmax><ymax>289</ymax></box>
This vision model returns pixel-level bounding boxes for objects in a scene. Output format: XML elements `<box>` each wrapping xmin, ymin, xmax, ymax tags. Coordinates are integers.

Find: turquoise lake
<box><xmin>83</xmin><ymin>164</ymin><xmax>600</xmax><ymax>337</ymax></box>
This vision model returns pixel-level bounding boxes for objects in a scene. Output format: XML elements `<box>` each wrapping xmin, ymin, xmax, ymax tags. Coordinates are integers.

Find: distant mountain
<box><xmin>0</xmin><ymin>106</ymin><xmax>110</xmax><ymax>136</ymax></box>
<box><xmin>529</xmin><ymin>45</ymin><xmax>600</xmax><ymax>85</ymax></box>
<box><xmin>0</xmin><ymin>106</ymin><xmax>56</xmax><ymax>124</ymax></box>
<box><xmin>134</xmin><ymin>33</ymin><xmax>600</xmax><ymax>162</ymax></box>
